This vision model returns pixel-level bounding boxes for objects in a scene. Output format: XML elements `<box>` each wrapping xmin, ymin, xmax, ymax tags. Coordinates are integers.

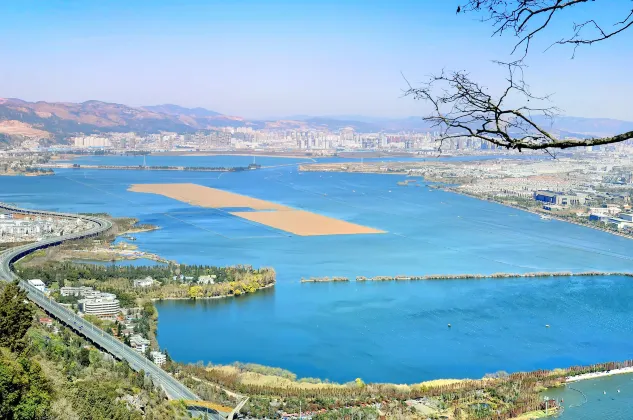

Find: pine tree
<box><xmin>0</xmin><ymin>281</ymin><xmax>35</xmax><ymax>352</ymax></box>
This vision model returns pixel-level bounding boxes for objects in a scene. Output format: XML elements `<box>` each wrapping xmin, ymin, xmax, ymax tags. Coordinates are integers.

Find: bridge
<box><xmin>0</xmin><ymin>203</ymin><xmax>228</xmax><ymax>419</ymax></box>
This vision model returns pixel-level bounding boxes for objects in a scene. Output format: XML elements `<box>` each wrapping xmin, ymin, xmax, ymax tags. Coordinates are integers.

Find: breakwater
<box><xmin>300</xmin><ymin>276</ymin><xmax>349</xmax><ymax>283</ymax></box>
<box><xmin>298</xmin><ymin>271</ymin><xmax>633</xmax><ymax>283</ymax></box>
<box><xmin>40</xmin><ymin>163</ymin><xmax>259</xmax><ymax>172</ymax></box>
<box><xmin>357</xmin><ymin>271</ymin><xmax>633</xmax><ymax>281</ymax></box>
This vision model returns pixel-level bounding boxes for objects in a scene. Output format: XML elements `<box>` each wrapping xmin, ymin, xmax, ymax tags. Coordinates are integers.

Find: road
<box><xmin>0</xmin><ymin>203</ymin><xmax>226</xmax><ymax>418</ymax></box>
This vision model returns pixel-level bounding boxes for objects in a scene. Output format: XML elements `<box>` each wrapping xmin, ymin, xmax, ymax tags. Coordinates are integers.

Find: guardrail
<box><xmin>0</xmin><ymin>203</ymin><xmax>225</xmax><ymax>418</ymax></box>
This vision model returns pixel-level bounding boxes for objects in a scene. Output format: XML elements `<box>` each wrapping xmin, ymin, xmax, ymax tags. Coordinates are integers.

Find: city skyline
<box><xmin>1</xmin><ymin>0</ymin><xmax>632</xmax><ymax>120</ymax></box>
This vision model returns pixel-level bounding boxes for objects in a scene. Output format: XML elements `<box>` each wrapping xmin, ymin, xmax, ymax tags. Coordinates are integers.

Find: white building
<box><xmin>28</xmin><ymin>279</ymin><xmax>46</xmax><ymax>293</ymax></box>
<box><xmin>130</xmin><ymin>334</ymin><xmax>150</xmax><ymax>353</ymax></box>
<box><xmin>133</xmin><ymin>276</ymin><xmax>154</xmax><ymax>288</ymax></box>
<box><xmin>60</xmin><ymin>286</ymin><xmax>95</xmax><ymax>297</ymax></box>
<box><xmin>197</xmin><ymin>275</ymin><xmax>215</xmax><ymax>285</ymax></box>
<box><xmin>607</xmin><ymin>217</ymin><xmax>633</xmax><ymax>230</ymax></box>
<box><xmin>78</xmin><ymin>293</ymin><xmax>120</xmax><ymax>320</ymax></box>
<box><xmin>150</xmin><ymin>351</ymin><xmax>166</xmax><ymax>366</ymax></box>
<box><xmin>589</xmin><ymin>207</ymin><xmax>621</xmax><ymax>216</ymax></box>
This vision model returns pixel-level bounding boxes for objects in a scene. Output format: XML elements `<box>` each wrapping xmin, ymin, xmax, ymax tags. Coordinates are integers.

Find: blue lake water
<box><xmin>69</xmin><ymin>154</ymin><xmax>316</xmax><ymax>168</ymax></box>
<box><xmin>547</xmin><ymin>374</ymin><xmax>633</xmax><ymax>420</ymax></box>
<box><xmin>2</xmin><ymin>155</ymin><xmax>633</xmax><ymax>387</ymax></box>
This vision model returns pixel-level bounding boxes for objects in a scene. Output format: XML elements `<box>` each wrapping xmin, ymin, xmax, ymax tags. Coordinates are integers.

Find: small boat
<box><xmin>541</xmin><ymin>215</ymin><xmax>552</xmax><ymax>221</ymax></box>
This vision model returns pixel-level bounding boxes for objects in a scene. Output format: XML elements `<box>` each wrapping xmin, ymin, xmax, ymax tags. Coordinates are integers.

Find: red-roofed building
<box><xmin>39</xmin><ymin>317</ymin><xmax>53</xmax><ymax>327</ymax></box>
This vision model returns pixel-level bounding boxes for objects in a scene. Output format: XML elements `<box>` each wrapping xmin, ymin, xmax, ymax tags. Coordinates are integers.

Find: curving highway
<box><xmin>0</xmin><ymin>203</ymin><xmax>221</xmax><ymax>417</ymax></box>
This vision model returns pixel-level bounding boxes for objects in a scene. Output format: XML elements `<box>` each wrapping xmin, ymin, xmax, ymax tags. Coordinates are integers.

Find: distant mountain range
<box><xmin>0</xmin><ymin>97</ymin><xmax>631</xmax><ymax>143</ymax></box>
<box><xmin>0</xmin><ymin>98</ymin><xmax>247</xmax><ymax>141</ymax></box>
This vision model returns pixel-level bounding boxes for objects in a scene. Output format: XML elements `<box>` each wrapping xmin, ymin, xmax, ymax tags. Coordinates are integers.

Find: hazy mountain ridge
<box><xmin>142</xmin><ymin>104</ymin><xmax>222</xmax><ymax>118</ymax></box>
<box><xmin>0</xmin><ymin>98</ymin><xmax>246</xmax><ymax>139</ymax></box>
<box><xmin>0</xmin><ymin>97</ymin><xmax>631</xmax><ymax>141</ymax></box>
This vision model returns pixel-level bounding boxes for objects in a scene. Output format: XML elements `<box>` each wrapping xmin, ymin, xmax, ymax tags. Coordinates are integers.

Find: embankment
<box><xmin>301</xmin><ymin>271</ymin><xmax>633</xmax><ymax>284</ymax></box>
<box><xmin>300</xmin><ymin>276</ymin><xmax>349</xmax><ymax>283</ymax></box>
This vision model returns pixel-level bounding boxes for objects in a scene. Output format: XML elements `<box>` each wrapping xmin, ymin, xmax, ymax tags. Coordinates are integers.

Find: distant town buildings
<box><xmin>0</xmin><ymin>212</ymin><xmax>92</xmax><ymax>243</ymax></box>
<box><xmin>57</xmin><ymin>126</ymin><xmax>543</xmax><ymax>155</ymax></box>
<box><xmin>72</xmin><ymin>136</ymin><xmax>111</xmax><ymax>148</ymax></box>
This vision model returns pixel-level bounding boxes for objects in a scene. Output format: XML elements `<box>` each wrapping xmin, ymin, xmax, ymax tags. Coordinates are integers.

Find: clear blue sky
<box><xmin>1</xmin><ymin>0</ymin><xmax>631</xmax><ymax>119</ymax></box>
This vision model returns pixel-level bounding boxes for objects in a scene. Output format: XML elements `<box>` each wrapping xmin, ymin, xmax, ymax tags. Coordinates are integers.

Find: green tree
<box><xmin>0</xmin><ymin>354</ymin><xmax>52</xmax><ymax>419</ymax></box>
<box><xmin>78</xmin><ymin>348</ymin><xmax>90</xmax><ymax>367</ymax></box>
<box><xmin>0</xmin><ymin>281</ymin><xmax>35</xmax><ymax>352</ymax></box>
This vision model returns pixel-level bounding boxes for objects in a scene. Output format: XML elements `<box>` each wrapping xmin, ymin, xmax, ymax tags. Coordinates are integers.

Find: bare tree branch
<box><xmin>460</xmin><ymin>0</ymin><xmax>633</xmax><ymax>57</ymax></box>
<box><xmin>405</xmin><ymin>63</ymin><xmax>633</xmax><ymax>150</ymax></box>
<box><xmin>407</xmin><ymin>1</ymin><xmax>633</xmax><ymax>151</ymax></box>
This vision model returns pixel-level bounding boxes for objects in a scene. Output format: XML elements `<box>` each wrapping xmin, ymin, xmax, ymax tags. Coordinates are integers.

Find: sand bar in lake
<box><xmin>230</xmin><ymin>210</ymin><xmax>384</xmax><ymax>236</ymax></box>
<box><xmin>128</xmin><ymin>183</ymin><xmax>385</xmax><ymax>236</ymax></box>
<box><xmin>129</xmin><ymin>183</ymin><xmax>289</xmax><ymax>211</ymax></box>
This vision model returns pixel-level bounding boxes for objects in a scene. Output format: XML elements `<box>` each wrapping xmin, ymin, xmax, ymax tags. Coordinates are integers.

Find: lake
<box><xmin>2</xmin><ymin>154</ymin><xmax>633</xmax><ymax>387</ymax></box>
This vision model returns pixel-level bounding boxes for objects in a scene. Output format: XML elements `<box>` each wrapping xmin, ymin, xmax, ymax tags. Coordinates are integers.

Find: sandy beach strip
<box><xmin>230</xmin><ymin>209</ymin><xmax>385</xmax><ymax>236</ymax></box>
<box><xmin>129</xmin><ymin>183</ymin><xmax>290</xmax><ymax>211</ymax></box>
<box><xmin>566</xmin><ymin>366</ymin><xmax>633</xmax><ymax>383</ymax></box>
<box><xmin>129</xmin><ymin>183</ymin><xmax>385</xmax><ymax>236</ymax></box>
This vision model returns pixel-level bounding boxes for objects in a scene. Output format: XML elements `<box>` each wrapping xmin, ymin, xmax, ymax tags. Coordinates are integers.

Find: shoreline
<box><xmin>299</xmin><ymin>164</ymin><xmax>633</xmax><ymax>242</ymax></box>
<box><xmin>69</xmin><ymin>253</ymin><xmax>171</xmax><ymax>265</ymax></box>
<box><xmin>446</xmin><ymin>187</ymin><xmax>633</xmax><ymax>241</ymax></box>
<box><xmin>566</xmin><ymin>366</ymin><xmax>633</xmax><ymax>383</ymax></box>
<box><xmin>0</xmin><ymin>172</ymin><xmax>54</xmax><ymax>177</ymax></box>
<box><xmin>151</xmin><ymin>151</ymin><xmax>320</xmax><ymax>159</ymax></box>
<box><xmin>151</xmin><ymin>282</ymin><xmax>275</xmax><ymax>302</ymax></box>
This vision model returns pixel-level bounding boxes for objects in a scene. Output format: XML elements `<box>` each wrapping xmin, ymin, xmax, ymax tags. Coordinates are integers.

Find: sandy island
<box><xmin>128</xmin><ymin>183</ymin><xmax>385</xmax><ymax>236</ymax></box>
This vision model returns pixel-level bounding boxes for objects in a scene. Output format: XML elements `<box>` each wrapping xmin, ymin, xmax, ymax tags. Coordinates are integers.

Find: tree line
<box><xmin>17</xmin><ymin>261</ymin><xmax>273</xmax><ymax>285</ymax></box>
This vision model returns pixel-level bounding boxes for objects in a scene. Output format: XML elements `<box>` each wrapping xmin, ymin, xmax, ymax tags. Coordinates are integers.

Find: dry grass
<box><xmin>0</xmin><ymin>120</ymin><xmax>50</xmax><ymax>138</ymax></box>
<box><xmin>206</xmin><ymin>366</ymin><xmax>463</xmax><ymax>391</ymax></box>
